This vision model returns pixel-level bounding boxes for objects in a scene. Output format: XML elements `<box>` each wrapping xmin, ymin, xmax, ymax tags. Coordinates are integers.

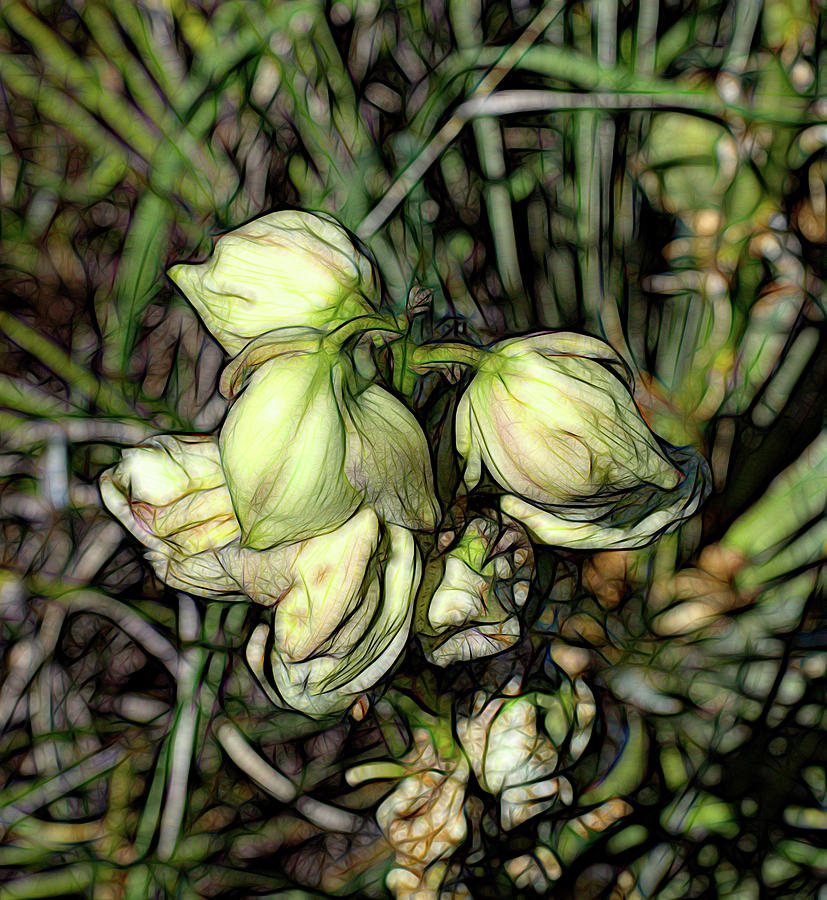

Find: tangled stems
<box><xmin>322</xmin><ymin>314</ymin><xmax>407</xmax><ymax>351</ymax></box>
<box><xmin>324</xmin><ymin>314</ymin><xmax>485</xmax><ymax>370</ymax></box>
<box><xmin>321</xmin><ymin>314</ymin><xmax>486</xmax><ymax>396</ymax></box>
<box><xmin>384</xmin><ymin>339</ymin><xmax>484</xmax><ymax>395</ymax></box>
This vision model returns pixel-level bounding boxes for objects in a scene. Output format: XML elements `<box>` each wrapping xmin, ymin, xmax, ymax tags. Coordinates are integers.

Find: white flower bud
<box><xmin>377</xmin><ymin>761</ymin><xmax>468</xmax><ymax>871</ymax></box>
<box><xmin>376</xmin><ymin>728</ymin><xmax>469</xmax><ymax>899</ymax></box>
<box><xmin>456</xmin><ymin>332</ymin><xmax>709</xmax><ymax>549</ymax></box>
<box><xmin>168</xmin><ymin>210</ymin><xmax>379</xmax><ymax>356</ymax></box>
<box><xmin>218</xmin><ymin>349</ymin><xmax>362</xmax><ymax>550</ymax></box>
<box><xmin>458</xmin><ymin>694</ymin><xmax>558</xmax><ymax>796</ymax></box>
<box><xmin>99</xmin><ymin>434</ymin><xmax>243</xmax><ymax>597</ymax></box>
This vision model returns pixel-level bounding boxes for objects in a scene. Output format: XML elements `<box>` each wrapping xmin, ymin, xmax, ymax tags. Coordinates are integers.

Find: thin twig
<box><xmin>215</xmin><ymin>723</ymin><xmax>297</xmax><ymax>802</ymax></box>
<box><xmin>357</xmin><ymin>1</ymin><xmax>563</xmax><ymax>239</ymax></box>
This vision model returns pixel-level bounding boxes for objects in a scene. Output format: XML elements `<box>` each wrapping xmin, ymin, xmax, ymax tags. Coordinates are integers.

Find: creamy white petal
<box><xmin>421</xmin><ymin>517</ymin><xmax>533</xmax><ymax>666</ymax></box>
<box><xmin>168</xmin><ymin>210</ymin><xmax>379</xmax><ymax>355</ymax></box>
<box><xmin>271</xmin><ymin>508</ymin><xmax>380</xmax><ymax>661</ymax></box>
<box><xmin>99</xmin><ymin>433</ymin><xmax>243</xmax><ymax>597</ymax></box>
<box><xmin>425</xmin><ymin>618</ymin><xmax>520</xmax><ymax>666</ymax></box>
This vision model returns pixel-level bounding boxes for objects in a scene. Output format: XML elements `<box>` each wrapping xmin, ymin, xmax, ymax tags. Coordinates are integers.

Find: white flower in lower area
<box><xmin>359</xmin><ymin>681</ymin><xmax>602</xmax><ymax>891</ymax></box>
<box><xmin>376</xmin><ymin>728</ymin><xmax>470</xmax><ymax>900</ymax></box>
<box><xmin>457</xmin><ymin>681</ymin><xmax>595</xmax><ymax>830</ymax></box>
<box><xmin>245</xmin><ymin>512</ymin><xmax>421</xmax><ymax>718</ymax></box>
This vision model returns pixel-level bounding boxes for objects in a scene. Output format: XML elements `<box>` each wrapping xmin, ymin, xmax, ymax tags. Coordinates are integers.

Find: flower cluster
<box><xmin>359</xmin><ymin>679</ymin><xmax>598</xmax><ymax>899</ymax></box>
<box><xmin>100</xmin><ymin>209</ymin><xmax>710</xmax><ymax>719</ymax></box>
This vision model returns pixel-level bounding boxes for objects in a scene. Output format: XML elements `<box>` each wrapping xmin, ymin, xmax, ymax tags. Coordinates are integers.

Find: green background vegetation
<box><xmin>0</xmin><ymin>0</ymin><xmax>824</xmax><ymax>897</ymax></box>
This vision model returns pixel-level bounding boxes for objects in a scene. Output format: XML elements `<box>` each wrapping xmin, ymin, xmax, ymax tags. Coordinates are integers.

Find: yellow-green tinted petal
<box><xmin>343</xmin><ymin>384</ymin><xmax>440</xmax><ymax>531</ymax></box>
<box><xmin>455</xmin><ymin>332</ymin><xmax>707</xmax><ymax>539</ymax></box>
<box><xmin>99</xmin><ymin>433</ymin><xmax>243</xmax><ymax>597</ymax></box>
<box><xmin>218</xmin><ymin>351</ymin><xmax>360</xmax><ymax>549</ymax></box>
<box><xmin>271</xmin><ymin>508</ymin><xmax>380</xmax><ymax>661</ymax></box>
<box><xmin>454</xmin><ymin>387</ymin><xmax>482</xmax><ymax>493</ymax></box>
<box><xmin>249</xmin><ymin>518</ymin><xmax>420</xmax><ymax>718</ymax></box>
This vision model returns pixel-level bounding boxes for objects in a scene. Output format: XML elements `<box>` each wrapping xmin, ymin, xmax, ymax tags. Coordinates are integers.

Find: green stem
<box><xmin>0</xmin><ymin>311</ymin><xmax>137</xmax><ymax>419</ymax></box>
<box><xmin>390</xmin><ymin>339</ymin><xmax>418</xmax><ymax>398</ymax></box>
<box><xmin>409</xmin><ymin>341</ymin><xmax>485</xmax><ymax>368</ymax></box>
<box><xmin>322</xmin><ymin>314</ymin><xmax>404</xmax><ymax>351</ymax></box>
<box><xmin>0</xmin><ymin>863</ymin><xmax>97</xmax><ymax>899</ymax></box>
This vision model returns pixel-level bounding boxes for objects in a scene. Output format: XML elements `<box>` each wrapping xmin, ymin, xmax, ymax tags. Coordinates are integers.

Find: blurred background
<box><xmin>0</xmin><ymin>0</ymin><xmax>825</xmax><ymax>897</ymax></box>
